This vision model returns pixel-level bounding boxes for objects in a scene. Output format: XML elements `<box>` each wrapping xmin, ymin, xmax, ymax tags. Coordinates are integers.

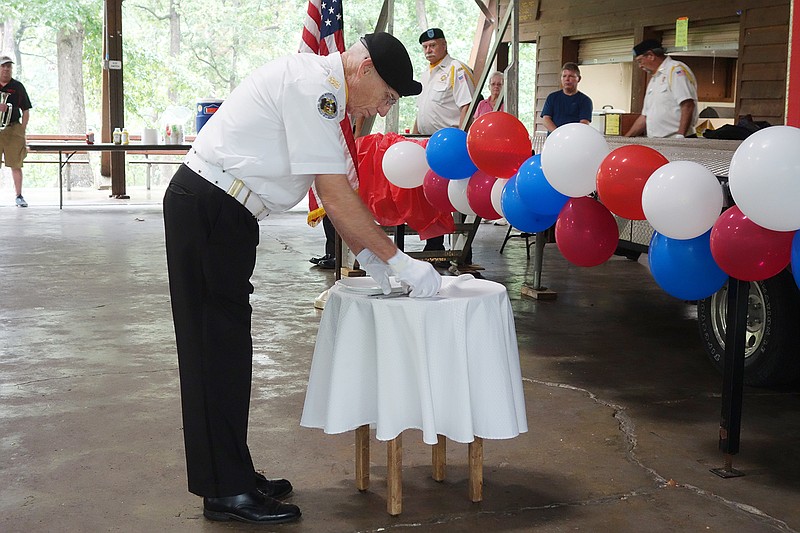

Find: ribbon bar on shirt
<box><xmin>184</xmin><ymin>149</ymin><xmax>270</xmax><ymax>221</ymax></box>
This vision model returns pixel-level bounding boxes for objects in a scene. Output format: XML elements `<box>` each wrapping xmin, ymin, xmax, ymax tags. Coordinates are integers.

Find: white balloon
<box><xmin>641</xmin><ymin>161</ymin><xmax>724</xmax><ymax>240</ymax></box>
<box><xmin>728</xmin><ymin>125</ymin><xmax>800</xmax><ymax>232</ymax></box>
<box><xmin>381</xmin><ymin>141</ymin><xmax>429</xmax><ymax>189</ymax></box>
<box><xmin>491</xmin><ymin>178</ymin><xmax>509</xmax><ymax>216</ymax></box>
<box><xmin>540</xmin><ymin>123</ymin><xmax>609</xmax><ymax>197</ymax></box>
<box><xmin>448</xmin><ymin>178</ymin><xmax>476</xmax><ymax>215</ymax></box>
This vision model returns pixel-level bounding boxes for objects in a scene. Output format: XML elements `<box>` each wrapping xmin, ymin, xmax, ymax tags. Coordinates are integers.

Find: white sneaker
<box><xmin>493</xmin><ymin>218</ymin><xmax>507</xmax><ymax>226</ymax></box>
<box><xmin>15</xmin><ymin>195</ymin><xmax>28</xmax><ymax>207</ymax></box>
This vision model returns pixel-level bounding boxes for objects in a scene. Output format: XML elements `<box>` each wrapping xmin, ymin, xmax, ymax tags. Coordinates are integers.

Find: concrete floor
<box><xmin>1</xmin><ymin>189</ymin><xmax>799</xmax><ymax>532</ymax></box>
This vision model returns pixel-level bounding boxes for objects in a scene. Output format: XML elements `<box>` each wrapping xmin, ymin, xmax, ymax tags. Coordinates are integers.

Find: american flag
<box><xmin>299</xmin><ymin>0</ymin><xmax>346</xmax><ymax>55</ymax></box>
<box><xmin>299</xmin><ymin>0</ymin><xmax>357</xmax><ymax>227</ymax></box>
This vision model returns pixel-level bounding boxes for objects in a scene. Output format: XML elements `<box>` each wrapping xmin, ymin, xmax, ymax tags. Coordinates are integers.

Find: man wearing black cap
<box><xmin>413</xmin><ymin>28</ymin><xmax>476</xmax><ymax>254</ymax></box>
<box><xmin>625</xmin><ymin>39</ymin><xmax>698</xmax><ymax>138</ymax></box>
<box><xmin>0</xmin><ymin>54</ymin><xmax>32</xmax><ymax>207</ymax></box>
<box><xmin>164</xmin><ymin>32</ymin><xmax>441</xmax><ymax>525</ymax></box>
<box><xmin>413</xmin><ymin>28</ymin><xmax>476</xmax><ymax>135</ymax></box>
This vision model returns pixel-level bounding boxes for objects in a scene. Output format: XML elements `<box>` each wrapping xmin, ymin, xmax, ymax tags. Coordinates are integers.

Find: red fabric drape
<box><xmin>356</xmin><ymin>132</ymin><xmax>455</xmax><ymax>240</ymax></box>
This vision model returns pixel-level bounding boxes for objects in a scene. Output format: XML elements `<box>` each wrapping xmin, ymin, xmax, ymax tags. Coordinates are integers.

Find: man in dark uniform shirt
<box><xmin>0</xmin><ymin>54</ymin><xmax>32</xmax><ymax>207</ymax></box>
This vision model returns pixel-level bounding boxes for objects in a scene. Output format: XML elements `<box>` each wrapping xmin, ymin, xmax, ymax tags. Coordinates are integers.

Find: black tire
<box><xmin>697</xmin><ymin>270</ymin><xmax>800</xmax><ymax>387</ymax></box>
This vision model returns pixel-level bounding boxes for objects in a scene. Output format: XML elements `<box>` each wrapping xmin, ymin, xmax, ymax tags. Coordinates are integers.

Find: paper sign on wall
<box><xmin>675</xmin><ymin>17</ymin><xmax>689</xmax><ymax>48</ymax></box>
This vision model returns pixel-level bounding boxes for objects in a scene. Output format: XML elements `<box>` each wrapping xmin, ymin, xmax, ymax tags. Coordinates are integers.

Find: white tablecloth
<box><xmin>301</xmin><ymin>275</ymin><xmax>528</xmax><ymax>445</ymax></box>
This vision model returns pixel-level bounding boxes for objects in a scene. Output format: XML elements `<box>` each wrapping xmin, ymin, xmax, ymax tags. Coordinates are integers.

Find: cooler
<box><xmin>195</xmin><ymin>98</ymin><xmax>224</xmax><ymax>133</ymax></box>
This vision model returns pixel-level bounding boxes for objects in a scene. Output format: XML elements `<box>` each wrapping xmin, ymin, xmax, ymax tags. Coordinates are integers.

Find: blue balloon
<box><xmin>501</xmin><ymin>176</ymin><xmax>558</xmax><ymax>233</ymax></box>
<box><xmin>425</xmin><ymin>127</ymin><xmax>478</xmax><ymax>180</ymax></box>
<box><xmin>648</xmin><ymin>230</ymin><xmax>728</xmax><ymax>300</ymax></box>
<box><xmin>515</xmin><ymin>154</ymin><xmax>569</xmax><ymax>215</ymax></box>
<box><xmin>792</xmin><ymin>231</ymin><xmax>800</xmax><ymax>290</ymax></box>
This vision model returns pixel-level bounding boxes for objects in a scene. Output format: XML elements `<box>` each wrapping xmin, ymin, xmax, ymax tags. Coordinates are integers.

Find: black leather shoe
<box><xmin>310</xmin><ymin>253</ymin><xmax>333</xmax><ymax>265</ymax></box>
<box><xmin>255</xmin><ymin>472</ymin><xmax>293</xmax><ymax>499</ymax></box>
<box><xmin>317</xmin><ymin>257</ymin><xmax>336</xmax><ymax>269</ymax></box>
<box><xmin>203</xmin><ymin>490</ymin><xmax>301</xmax><ymax>524</ymax></box>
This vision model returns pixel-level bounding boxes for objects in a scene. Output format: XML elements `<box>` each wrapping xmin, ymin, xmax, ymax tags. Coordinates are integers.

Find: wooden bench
<box><xmin>25</xmin><ymin>134</ymin><xmax>90</xmax><ymax>190</ymax></box>
<box><xmin>25</xmin><ymin>133</ymin><xmax>195</xmax><ymax>190</ymax></box>
<box><xmin>125</xmin><ymin>137</ymin><xmax>194</xmax><ymax>189</ymax></box>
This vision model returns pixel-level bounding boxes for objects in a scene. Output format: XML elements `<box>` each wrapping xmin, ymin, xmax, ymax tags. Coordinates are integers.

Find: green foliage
<box><xmin>12</xmin><ymin>0</ymin><xmax>536</xmax><ymax>138</ymax></box>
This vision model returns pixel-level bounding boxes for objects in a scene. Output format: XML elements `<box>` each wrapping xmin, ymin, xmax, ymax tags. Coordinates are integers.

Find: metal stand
<box><xmin>521</xmin><ymin>230</ymin><xmax>557</xmax><ymax>300</ymax></box>
<box><xmin>710</xmin><ymin>277</ymin><xmax>748</xmax><ymax>479</ymax></box>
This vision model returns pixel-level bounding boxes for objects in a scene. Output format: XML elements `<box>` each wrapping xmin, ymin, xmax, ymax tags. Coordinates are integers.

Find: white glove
<box><xmin>356</xmin><ymin>249</ymin><xmax>393</xmax><ymax>295</ymax></box>
<box><xmin>387</xmin><ymin>250</ymin><xmax>442</xmax><ymax>298</ymax></box>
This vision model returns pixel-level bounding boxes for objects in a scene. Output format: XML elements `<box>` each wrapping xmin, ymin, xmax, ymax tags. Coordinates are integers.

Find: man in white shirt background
<box><xmin>625</xmin><ymin>39</ymin><xmax>698</xmax><ymax>138</ymax></box>
<box><xmin>412</xmin><ymin>27</ymin><xmax>476</xmax><ymax>253</ymax></box>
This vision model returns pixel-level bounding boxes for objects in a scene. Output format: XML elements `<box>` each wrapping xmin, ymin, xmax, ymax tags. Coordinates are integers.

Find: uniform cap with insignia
<box><xmin>418</xmin><ymin>28</ymin><xmax>445</xmax><ymax>44</ymax></box>
<box><xmin>633</xmin><ymin>39</ymin><xmax>663</xmax><ymax>56</ymax></box>
<box><xmin>362</xmin><ymin>32</ymin><xmax>422</xmax><ymax>97</ymax></box>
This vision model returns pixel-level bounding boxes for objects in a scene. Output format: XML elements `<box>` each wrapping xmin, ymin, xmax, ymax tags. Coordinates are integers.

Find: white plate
<box><xmin>335</xmin><ymin>276</ymin><xmax>405</xmax><ymax>296</ymax></box>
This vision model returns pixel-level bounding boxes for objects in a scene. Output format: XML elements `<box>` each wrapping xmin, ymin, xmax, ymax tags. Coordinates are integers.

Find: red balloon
<box><xmin>596</xmin><ymin>145</ymin><xmax>668</xmax><ymax>220</ymax></box>
<box><xmin>555</xmin><ymin>197</ymin><xmax>619</xmax><ymax>267</ymax></box>
<box><xmin>466</xmin><ymin>170</ymin><xmax>501</xmax><ymax>220</ymax></box>
<box><xmin>466</xmin><ymin>111</ymin><xmax>532</xmax><ymax>179</ymax></box>
<box><xmin>709</xmin><ymin>205</ymin><xmax>793</xmax><ymax>281</ymax></box>
<box><xmin>422</xmin><ymin>169</ymin><xmax>455</xmax><ymax>213</ymax></box>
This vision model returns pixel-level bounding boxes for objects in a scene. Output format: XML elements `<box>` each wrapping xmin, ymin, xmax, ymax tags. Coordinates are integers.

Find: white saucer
<box><xmin>335</xmin><ymin>276</ymin><xmax>405</xmax><ymax>296</ymax></box>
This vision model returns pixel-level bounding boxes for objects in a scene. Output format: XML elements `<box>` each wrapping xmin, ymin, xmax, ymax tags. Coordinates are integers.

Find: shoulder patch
<box><xmin>317</xmin><ymin>92</ymin><xmax>338</xmax><ymax>119</ymax></box>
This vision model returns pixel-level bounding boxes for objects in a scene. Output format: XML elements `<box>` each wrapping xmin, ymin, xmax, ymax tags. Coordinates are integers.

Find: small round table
<box><xmin>301</xmin><ymin>275</ymin><xmax>528</xmax><ymax>515</ymax></box>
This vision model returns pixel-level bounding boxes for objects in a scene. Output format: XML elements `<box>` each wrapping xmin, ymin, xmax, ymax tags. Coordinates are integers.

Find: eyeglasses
<box><xmin>383</xmin><ymin>91</ymin><xmax>398</xmax><ymax>107</ymax></box>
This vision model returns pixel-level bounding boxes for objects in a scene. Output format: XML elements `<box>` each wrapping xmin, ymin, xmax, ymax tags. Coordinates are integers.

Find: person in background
<box><xmin>309</xmin><ymin>215</ymin><xmax>336</xmax><ymax>269</ymax></box>
<box><xmin>413</xmin><ymin>27</ymin><xmax>476</xmax><ymax>254</ymax></box>
<box><xmin>625</xmin><ymin>39</ymin><xmax>698</xmax><ymax>138</ymax></box>
<box><xmin>0</xmin><ymin>54</ymin><xmax>32</xmax><ymax>207</ymax></box>
<box><xmin>163</xmin><ymin>32</ymin><xmax>440</xmax><ymax>525</ymax></box>
<box><xmin>541</xmin><ymin>62</ymin><xmax>592</xmax><ymax>133</ymax></box>
<box><xmin>475</xmin><ymin>71</ymin><xmax>504</xmax><ymax>118</ymax></box>
<box><xmin>475</xmin><ymin>71</ymin><xmax>508</xmax><ymax>226</ymax></box>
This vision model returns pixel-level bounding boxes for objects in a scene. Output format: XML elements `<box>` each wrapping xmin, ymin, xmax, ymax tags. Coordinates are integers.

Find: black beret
<box><xmin>633</xmin><ymin>39</ymin><xmax>662</xmax><ymax>56</ymax></box>
<box><xmin>363</xmin><ymin>32</ymin><xmax>422</xmax><ymax>97</ymax></box>
<box><xmin>419</xmin><ymin>28</ymin><xmax>445</xmax><ymax>44</ymax></box>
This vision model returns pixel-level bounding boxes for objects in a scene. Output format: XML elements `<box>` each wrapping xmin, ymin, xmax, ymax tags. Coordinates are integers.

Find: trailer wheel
<box><xmin>697</xmin><ymin>270</ymin><xmax>800</xmax><ymax>387</ymax></box>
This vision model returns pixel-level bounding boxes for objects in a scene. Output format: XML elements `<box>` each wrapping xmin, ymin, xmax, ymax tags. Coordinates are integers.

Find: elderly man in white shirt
<box><xmin>412</xmin><ymin>28</ymin><xmax>476</xmax><ymax>253</ymax></box>
<box><xmin>625</xmin><ymin>39</ymin><xmax>699</xmax><ymax>138</ymax></box>
<box><xmin>412</xmin><ymin>27</ymin><xmax>476</xmax><ymax>134</ymax></box>
<box><xmin>164</xmin><ymin>32</ymin><xmax>441</xmax><ymax>526</ymax></box>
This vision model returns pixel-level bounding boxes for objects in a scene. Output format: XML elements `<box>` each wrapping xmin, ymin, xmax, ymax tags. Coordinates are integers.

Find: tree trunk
<box><xmin>57</xmin><ymin>24</ymin><xmax>93</xmax><ymax>187</ymax></box>
<box><xmin>416</xmin><ymin>0</ymin><xmax>428</xmax><ymax>32</ymax></box>
<box><xmin>169</xmin><ymin>0</ymin><xmax>180</xmax><ymax>103</ymax></box>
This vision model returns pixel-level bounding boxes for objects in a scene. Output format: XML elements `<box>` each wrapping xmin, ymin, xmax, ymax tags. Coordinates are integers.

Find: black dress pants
<box><xmin>163</xmin><ymin>164</ymin><xmax>260</xmax><ymax>497</ymax></box>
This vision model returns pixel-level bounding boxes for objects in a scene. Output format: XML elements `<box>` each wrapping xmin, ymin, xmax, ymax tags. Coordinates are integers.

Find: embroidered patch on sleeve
<box><xmin>317</xmin><ymin>93</ymin><xmax>338</xmax><ymax>119</ymax></box>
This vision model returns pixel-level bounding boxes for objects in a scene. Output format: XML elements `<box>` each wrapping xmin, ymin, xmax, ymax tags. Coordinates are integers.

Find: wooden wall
<box><xmin>508</xmin><ymin>0</ymin><xmax>789</xmax><ymax>128</ymax></box>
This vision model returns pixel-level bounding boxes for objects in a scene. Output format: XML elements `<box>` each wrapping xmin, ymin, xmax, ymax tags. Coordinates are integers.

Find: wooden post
<box><xmin>432</xmin><ymin>435</ymin><xmax>446</xmax><ymax>481</ymax></box>
<box><xmin>103</xmin><ymin>0</ymin><xmax>127</xmax><ymax>197</ymax></box>
<box><xmin>387</xmin><ymin>434</ymin><xmax>402</xmax><ymax>515</ymax></box>
<box><xmin>355</xmin><ymin>425</ymin><xmax>370</xmax><ymax>491</ymax></box>
<box><xmin>468</xmin><ymin>437</ymin><xmax>483</xmax><ymax>502</ymax></box>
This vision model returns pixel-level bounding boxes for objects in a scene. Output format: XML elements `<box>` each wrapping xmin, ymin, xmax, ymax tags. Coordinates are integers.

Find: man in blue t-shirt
<box><xmin>541</xmin><ymin>62</ymin><xmax>593</xmax><ymax>133</ymax></box>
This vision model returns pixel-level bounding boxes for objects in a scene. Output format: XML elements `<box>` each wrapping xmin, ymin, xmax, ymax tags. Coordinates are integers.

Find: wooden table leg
<box><xmin>387</xmin><ymin>434</ymin><xmax>402</xmax><ymax>515</ymax></box>
<box><xmin>432</xmin><ymin>434</ymin><xmax>446</xmax><ymax>481</ymax></box>
<box><xmin>468</xmin><ymin>437</ymin><xmax>483</xmax><ymax>502</ymax></box>
<box><xmin>355</xmin><ymin>425</ymin><xmax>370</xmax><ymax>491</ymax></box>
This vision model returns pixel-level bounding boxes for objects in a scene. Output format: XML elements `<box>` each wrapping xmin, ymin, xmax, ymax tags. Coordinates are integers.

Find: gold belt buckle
<box><xmin>227</xmin><ymin>178</ymin><xmax>246</xmax><ymax>199</ymax></box>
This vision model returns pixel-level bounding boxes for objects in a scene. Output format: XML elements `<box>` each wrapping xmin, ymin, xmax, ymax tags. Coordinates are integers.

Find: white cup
<box><xmin>142</xmin><ymin>128</ymin><xmax>158</xmax><ymax>144</ymax></box>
